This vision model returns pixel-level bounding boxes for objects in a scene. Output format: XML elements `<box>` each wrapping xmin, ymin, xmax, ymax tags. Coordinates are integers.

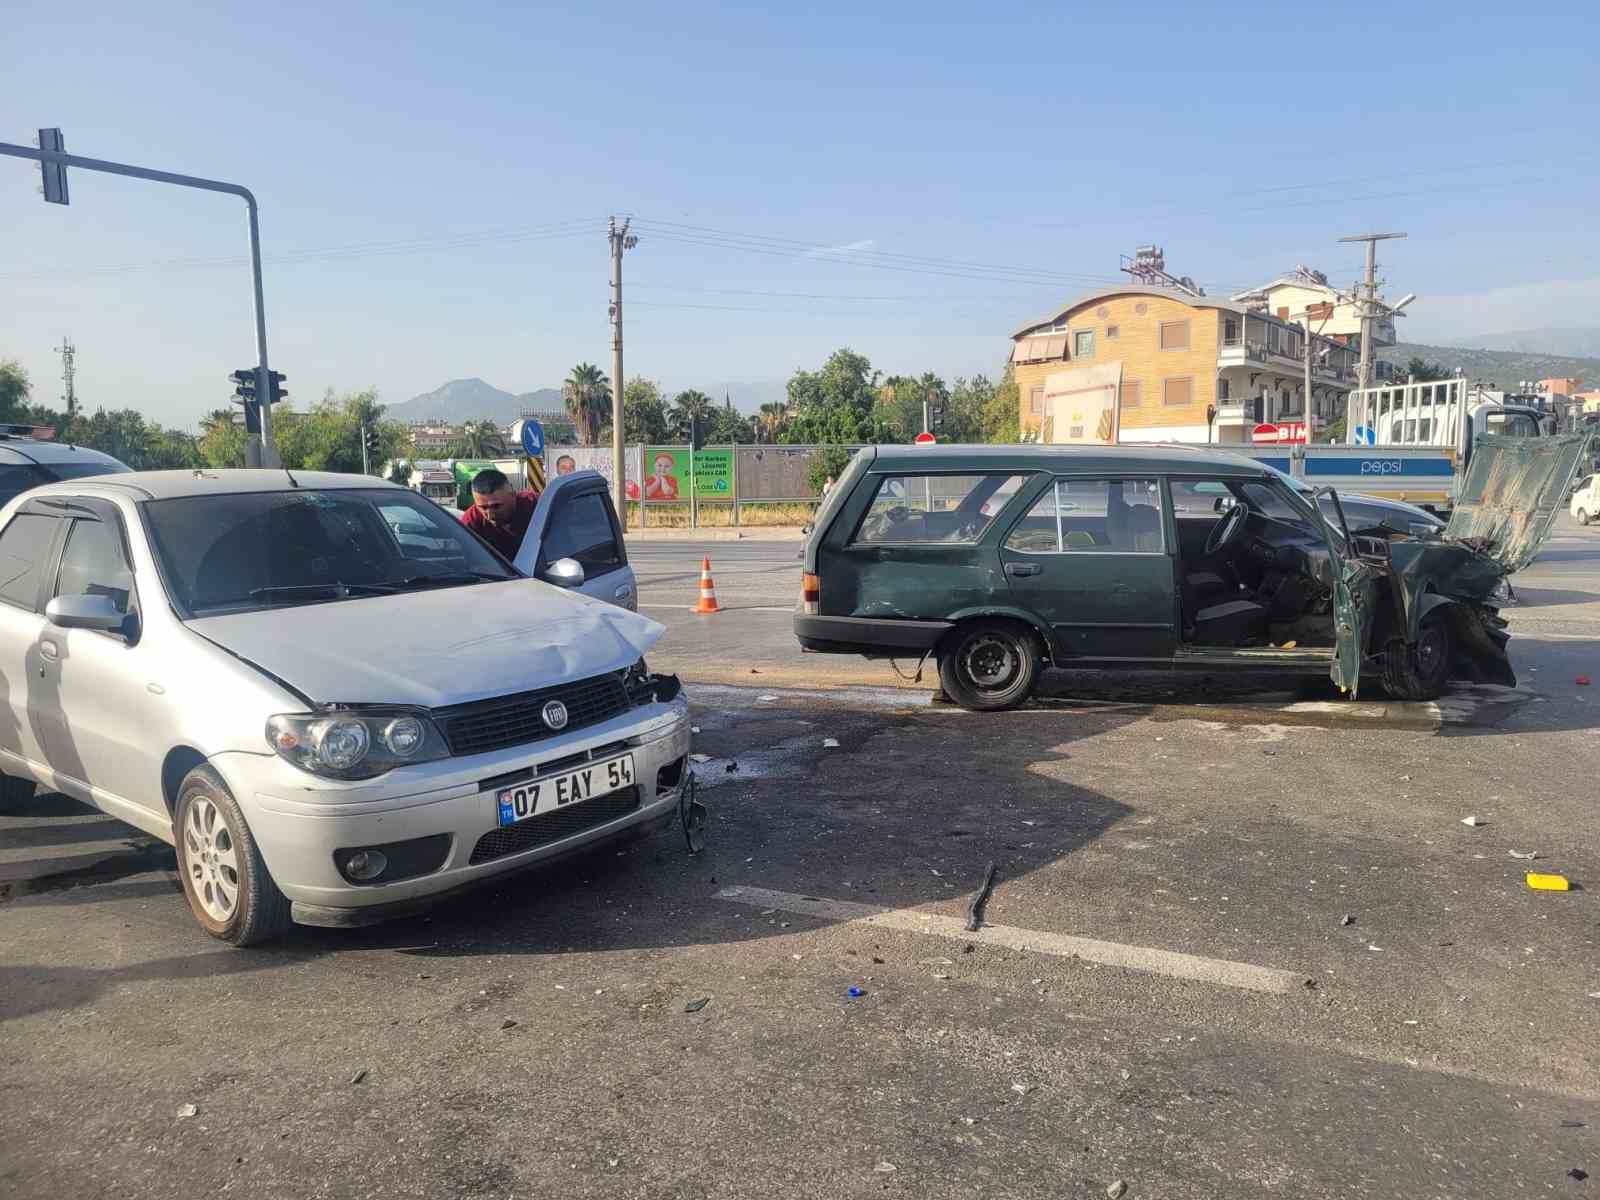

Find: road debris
<box><xmin>1527</xmin><ymin>872</ymin><xmax>1571</xmax><ymax>891</ymax></box>
<box><xmin>350</xmin><ymin>1069</ymin><xmax>369</xmax><ymax>1084</ymax></box>
<box><xmin>848</xmin><ymin>986</ymin><xmax>866</xmax><ymax>998</ymax></box>
<box><xmin>965</xmin><ymin>862</ymin><xmax>999</xmax><ymax>932</ymax></box>
<box><xmin>1569</xmin><ymin>1168</ymin><xmax>1588</xmax><ymax>1181</ymax></box>
<box><xmin>933</xmin><ymin>972</ymin><xmax>951</xmax><ymax>980</ymax></box>
<box><xmin>1107</xmin><ymin>1181</ymin><xmax>1128</xmax><ymax>1198</ymax></box>
<box><xmin>500</xmin><ymin>1019</ymin><xmax>518</xmax><ymax>1030</ymax></box>
<box><xmin>683</xmin><ymin>997</ymin><xmax>710</xmax><ymax>1013</ymax></box>
<box><xmin>1368</xmin><ymin>944</ymin><xmax>1384</xmax><ymax>952</ymax></box>
<box><xmin>690</xmin><ymin>726</ymin><xmax>701</xmax><ymax>734</ymax></box>
<box><xmin>874</xmin><ymin>1162</ymin><xmax>897</xmax><ymax>1174</ymax></box>
<box><xmin>1340</xmin><ymin>914</ymin><xmax>1355</xmax><ymax>926</ymax></box>
<box><xmin>822</xmin><ymin>737</ymin><xmax>840</xmax><ymax>748</ymax></box>
<box><xmin>1011</xmin><ymin>1083</ymin><xmax>1034</xmax><ymax>1096</ymax></box>
<box><xmin>1562</xmin><ymin>1121</ymin><xmax>1586</xmax><ymax>1129</ymax></box>
<box><xmin>757</xmin><ymin>695</ymin><xmax>779</xmax><ymax>702</ymax></box>
<box><xmin>725</xmin><ymin>761</ymin><xmax>738</xmax><ymax>773</ymax></box>
<box><xmin>176</xmin><ymin>1104</ymin><xmax>197</xmax><ymax>1119</ymax></box>
<box><xmin>1577</xmin><ymin>676</ymin><xmax>1592</xmax><ymax>686</ymax></box>
<box><xmin>1461</xmin><ymin>816</ymin><xmax>1485</xmax><ymax>827</ymax></box>
<box><xmin>1509</xmin><ymin>850</ymin><xmax>1540</xmax><ymax>861</ymax></box>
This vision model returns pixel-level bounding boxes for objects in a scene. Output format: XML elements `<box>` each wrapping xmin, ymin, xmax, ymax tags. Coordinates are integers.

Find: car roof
<box><xmin>26</xmin><ymin>468</ymin><xmax>409</xmax><ymax>502</ymax></box>
<box><xmin>866</xmin><ymin>443</ymin><xmax>1273</xmax><ymax>477</ymax></box>
<box><xmin>0</xmin><ymin>437</ymin><xmax>129</xmax><ymax>468</ymax></box>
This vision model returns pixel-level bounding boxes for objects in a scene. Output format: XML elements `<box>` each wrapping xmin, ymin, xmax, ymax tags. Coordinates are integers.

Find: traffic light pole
<box><xmin>0</xmin><ymin>138</ymin><xmax>279</xmax><ymax>466</ymax></box>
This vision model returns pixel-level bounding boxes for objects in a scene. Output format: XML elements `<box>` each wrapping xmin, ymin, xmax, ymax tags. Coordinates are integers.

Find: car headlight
<box><xmin>266</xmin><ymin>709</ymin><xmax>450</xmax><ymax>780</ymax></box>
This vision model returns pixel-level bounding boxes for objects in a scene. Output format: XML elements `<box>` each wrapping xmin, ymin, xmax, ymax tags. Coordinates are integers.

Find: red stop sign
<box><xmin>914</xmin><ymin>431</ymin><xmax>937</xmax><ymax>445</ymax></box>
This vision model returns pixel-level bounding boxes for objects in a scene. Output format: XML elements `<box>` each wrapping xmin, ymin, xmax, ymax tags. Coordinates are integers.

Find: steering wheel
<box><xmin>1205</xmin><ymin>500</ymin><xmax>1249</xmax><ymax>557</ymax></box>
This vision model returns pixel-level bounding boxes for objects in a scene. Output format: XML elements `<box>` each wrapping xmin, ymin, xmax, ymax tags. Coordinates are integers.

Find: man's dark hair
<box><xmin>471</xmin><ymin>467</ymin><xmax>511</xmax><ymax>494</ymax></box>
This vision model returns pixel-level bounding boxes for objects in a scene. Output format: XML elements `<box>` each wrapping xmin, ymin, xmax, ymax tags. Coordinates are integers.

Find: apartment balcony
<box><xmin>1214</xmin><ymin>399</ymin><xmax>1263</xmax><ymax>427</ymax></box>
<box><xmin>1219</xmin><ymin>336</ymin><xmax>1355</xmax><ymax>386</ymax></box>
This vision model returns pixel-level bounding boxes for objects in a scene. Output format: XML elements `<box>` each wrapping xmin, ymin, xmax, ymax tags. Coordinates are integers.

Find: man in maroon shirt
<box><xmin>460</xmin><ymin>468</ymin><xmax>539</xmax><ymax>560</ymax></box>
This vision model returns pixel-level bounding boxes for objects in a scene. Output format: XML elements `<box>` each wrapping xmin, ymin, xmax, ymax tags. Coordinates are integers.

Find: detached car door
<box><xmin>513</xmin><ymin>471</ymin><xmax>637</xmax><ymax>610</ymax></box>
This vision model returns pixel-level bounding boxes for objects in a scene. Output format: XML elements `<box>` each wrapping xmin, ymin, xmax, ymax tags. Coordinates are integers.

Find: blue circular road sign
<box><xmin>520</xmin><ymin>419</ymin><xmax>545</xmax><ymax>458</ymax></box>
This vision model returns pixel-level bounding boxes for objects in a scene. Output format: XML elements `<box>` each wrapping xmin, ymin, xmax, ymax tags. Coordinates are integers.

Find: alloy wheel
<box><xmin>184</xmin><ymin>796</ymin><xmax>240</xmax><ymax>923</ymax></box>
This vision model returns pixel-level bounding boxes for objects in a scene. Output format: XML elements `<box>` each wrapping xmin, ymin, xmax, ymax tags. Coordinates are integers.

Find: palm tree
<box><xmin>756</xmin><ymin>401</ymin><xmax>789</xmax><ymax>443</ymax></box>
<box><xmin>669</xmin><ymin>389</ymin><xmax>713</xmax><ymax>439</ymax></box>
<box><xmin>458</xmin><ymin>419</ymin><xmax>505</xmax><ymax>458</ymax></box>
<box><xmin>563</xmin><ymin>364</ymin><xmax>612</xmax><ymax>446</ymax></box>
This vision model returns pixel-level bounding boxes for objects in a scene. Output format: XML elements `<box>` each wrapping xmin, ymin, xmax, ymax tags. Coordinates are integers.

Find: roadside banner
<box><xmin>644</xmin><ymin>447</ymin><xmax>735</xmax><ymax>501</ymax></box>
<box><xmin>545</xmin><ymin>446</ymin><xmax>643</xmax><ymax>499</ymax></box>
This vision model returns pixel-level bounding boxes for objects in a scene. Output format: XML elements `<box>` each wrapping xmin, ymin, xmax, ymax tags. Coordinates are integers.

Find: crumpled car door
<box><xmin>1311</xmin><ymin>487</ymin><xmax>1378</xmax><ymax>698</ymax></box>
<box><xmin>1445</xmin><ymin>432</ymin><xmax>1593</xmax><ymax>574</ymax></box>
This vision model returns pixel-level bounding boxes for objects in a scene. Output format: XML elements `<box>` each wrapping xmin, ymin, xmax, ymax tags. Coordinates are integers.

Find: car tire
<box><xmin>1579</xmin><ymin>509</ymin><xmax>1590</xmax><ymax>526</ymax></box>
<box><xmin>0</xmin><ymin>772</ymin><xmax>36</xmax><ymax>815</ymax></box>
<box><xmin>174</xmin><ymin>765</ymin><xmax>291</xmax><ymax>947</ymax></box>
<box><xmin>1381</xmin><ymin>612</ymin><xmax>1453</xmax><ymax>702</ymax></box>
<box><xmin>938</xmin><ymin>620</ymin><xmax>1042</xmax><ymax>712</ymax></box>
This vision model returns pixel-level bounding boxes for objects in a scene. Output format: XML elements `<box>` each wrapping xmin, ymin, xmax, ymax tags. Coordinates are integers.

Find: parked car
<box><xmin>0</xmin><ymin>469</ymin><xmax>691</xmax><ymax>944</ymax></box>
<box><xmin>1569</xmin><ymin>474</ymin><xmax>1600</xmax><ymax>525</ymax></box>
<box><xmin>0</xmin><ymin>428</ymin><xmax>130</xmax><ymax>505</ymax></box>
<box><xmin>795</xmin><ymin>437</ymin><xmax>1589</xmax><ymax>711</ymax></box>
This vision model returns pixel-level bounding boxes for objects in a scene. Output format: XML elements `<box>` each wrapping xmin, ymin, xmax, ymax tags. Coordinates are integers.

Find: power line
<box><xmin>0</xmin><ymin>219</ymin><xmax>601</xmax><ymax>282</ymax></box>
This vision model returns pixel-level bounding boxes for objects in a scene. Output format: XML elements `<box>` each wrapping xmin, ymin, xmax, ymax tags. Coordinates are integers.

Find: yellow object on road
<box><xmin>1526</xmin><ymin>872</ymin><xmax>1570</xmax><ymax>891</ymax></box>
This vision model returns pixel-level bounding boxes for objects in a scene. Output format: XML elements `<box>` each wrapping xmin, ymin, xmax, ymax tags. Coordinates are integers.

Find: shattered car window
<box><xmin>853</xmin><ymin>474</ymin><xmax>1027</xmax><ymax>545</ymax></box>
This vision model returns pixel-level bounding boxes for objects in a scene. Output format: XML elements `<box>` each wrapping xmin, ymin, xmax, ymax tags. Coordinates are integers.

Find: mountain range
<box><xmin>386</xmin><ymin>377</ymin><xmax>789</xmax><ymax>426</ymax></box>
<box><xmin>1382</xmin><ymin>340</ymin><xmax>1598</xmax><ymax>392</ymax></box>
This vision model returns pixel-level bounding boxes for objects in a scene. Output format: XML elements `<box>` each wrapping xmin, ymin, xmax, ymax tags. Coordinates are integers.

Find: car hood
<box><xmin>1318</xmin><ymin>491</ymin><xmax>1441</xmax><ymax>534</ymax></box>
<box><xmin>187</xmin><ymin>579</ymin><xmax>666</xmax><ymax>708</ymax></box>
<box><xmin>1442</xmin><ymin>432</ymin><xmax>1593</xmax><ymax>573</ymax></box>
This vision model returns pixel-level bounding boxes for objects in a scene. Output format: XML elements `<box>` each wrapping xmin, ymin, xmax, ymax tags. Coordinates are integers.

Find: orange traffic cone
<box><xmin>693</xmin><ymin>556</ymin><xmax>721</xmax><ymax>614</ymax></box>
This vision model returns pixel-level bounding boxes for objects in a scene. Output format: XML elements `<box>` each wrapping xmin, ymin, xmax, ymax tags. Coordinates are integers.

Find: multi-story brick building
<box><xmin>1010</xmin><ymin>285</ymin><xmax>1358</xmax><ymax>445</ymax></box>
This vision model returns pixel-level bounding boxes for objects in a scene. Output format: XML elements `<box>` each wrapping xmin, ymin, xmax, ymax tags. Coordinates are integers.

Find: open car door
<box><xmin>1311</xmin><ymin>487</ymin><xmax>1378</xmax><ymax>698</ymax></box>
<box><xmin>1444</xmin><ymin>432</ymin><xmax>1594</xmax><ymax>574</ymax></box>
<box><xmin>513</xmin><ymin>470</ymin><xmax>638</xmax><ymax>610</ymax></box>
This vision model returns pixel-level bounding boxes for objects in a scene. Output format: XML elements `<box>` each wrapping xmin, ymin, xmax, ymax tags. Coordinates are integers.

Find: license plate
<box><xmin>496</xmin><ymin>754</ymin><xmax>635</xmax><ymax>827</ymax></box>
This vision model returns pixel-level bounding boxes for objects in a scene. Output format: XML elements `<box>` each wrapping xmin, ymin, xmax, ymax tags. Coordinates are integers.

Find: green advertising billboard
<box><xmin>642</xmin><ymin>447</ymin><xmax>734</xmax><ymax>501</ymax></box>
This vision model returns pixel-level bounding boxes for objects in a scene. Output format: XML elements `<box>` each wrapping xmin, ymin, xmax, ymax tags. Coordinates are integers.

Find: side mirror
<box><xmin>542</xmin><ymin>557</ymin><xmax>585</xmax><ymax>588</ymax></box>
<box><xmin>46</xmin><ymin>593</ymin><xmax>125</xmax><ymax>632</ymax></box>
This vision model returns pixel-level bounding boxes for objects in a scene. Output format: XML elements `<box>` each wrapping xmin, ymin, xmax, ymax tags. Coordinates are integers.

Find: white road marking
<box><xmin>717</xmin><ymin>885</ymin><xmax>1309</xmax><ymax>995</ymax></box>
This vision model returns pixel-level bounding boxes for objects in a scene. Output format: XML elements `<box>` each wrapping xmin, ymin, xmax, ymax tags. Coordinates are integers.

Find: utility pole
<box><xmin>57</xmin><ymin>336</ymin><xmax>77</xmax><ymax>420</ymax></box>
<box><xmin>608</xmin><ymin>216</ymin><xmax>637</xmax><ymax>525</ymax></box>
<box><xmin>1338</xmin><ymin>232</ymin><xmax>1406</xmax><ymax>393</ymax></box>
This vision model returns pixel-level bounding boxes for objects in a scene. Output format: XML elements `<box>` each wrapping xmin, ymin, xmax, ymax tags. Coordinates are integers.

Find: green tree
<box><xmin>199</xmin><ymin>408</ymin><xmax>249</xmax><ymax>468</ymax></box>
<box><xmin>0</xmin><ymin>360</ymin><xmax>30</xmax><ymax>423</ymax></box>
<box><xmin>621</xmin><ymin>377</ymin><xmax>670</xmax><ymax>443</ymax></box>
<box><xmin>779</xmin><ymin>349</ymin><xmax>892</xmax><ymax>445</ymax></box>
<box><xmin>457</xmin><ymin>419</ymin><xmax>505</xmax><ymax>458</ymax></box>
<box><xmin>946</xmin><ymin>375</ymin><xmax>996</xmax><ymax>444</ymax></box>
<box><xmin>562</xmin><ymin>363</ymin><xmax>612</xmax><ymax>446</ymax></box>
<box><xmin>705</xmin><ymin>395</ymin><xmax>754</xmax><ymax>444</ymax></box>
<box><xmin>388</xmin><ymin>459</ymin><xmax>414</xmax><ymax>486</ymax></box>
<box><xmin>1405</xmin><ymin>356</ymin><xmax>1453</xmax><ymax>382</ymax></box>
<box><xmin>668</xmin><ymin>389</ymin><xmax>714</xmax><ymax>439</ymax></box>
<box><xmin>755</xmin><ymin>401</ymin><xmax>789</xmax><ymax>443</ymax></box>
<box><xmin>982</xmin><ymin>367</ymin><xmax>1021</xmax><ymax>443</ymax></box>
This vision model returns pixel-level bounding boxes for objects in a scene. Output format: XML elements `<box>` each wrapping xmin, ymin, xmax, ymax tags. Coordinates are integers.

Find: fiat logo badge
<box><xmin>541</xmin><ymin>700</ymin><xmax>569</xmax><ymax>730</ymax></box>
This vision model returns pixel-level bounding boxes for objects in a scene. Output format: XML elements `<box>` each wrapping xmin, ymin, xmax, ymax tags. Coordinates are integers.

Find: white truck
<box><xmin>1236</xmin><ymin>378</ymin><xmax>1547</xmax><ymax>515</ymax></box>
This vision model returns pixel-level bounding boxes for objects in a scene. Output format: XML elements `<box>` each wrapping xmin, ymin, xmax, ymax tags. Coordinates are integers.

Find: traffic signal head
<box><xmin>230</xmin><ymin>368</ymin><xmax>257</xmax><ymax>400</ymax></box>
<box><xmin>690</xmin><ymin>414</ymin><xmax>705</xmax><ymax>452</ymax></box>
<box><xmin>928</xmin><ymin>404</ymin><xmax>945</xmax><ymax>431</ymax></box>
<box><xmin>267</xmin><ymin>371</ymin><xmax>287</xmax><ymax>405</ymax></box>
<box><xmin>363</xmin><ymin>425</ymin><xmax>380</xmax><ymax>454</ymax></box>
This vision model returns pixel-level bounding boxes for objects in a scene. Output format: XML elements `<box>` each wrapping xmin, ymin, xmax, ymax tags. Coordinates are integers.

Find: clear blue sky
<box><xmin>3</xmin><ymin>0</ymin><xmax>1594</xmax><ymax>427</ymax></box>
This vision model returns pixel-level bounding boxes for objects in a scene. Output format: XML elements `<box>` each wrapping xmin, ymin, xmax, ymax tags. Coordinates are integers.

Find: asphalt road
<box><xmin>4</xmin><ymin>521</ymin><xmax>1600</xmax><ymax>1198</ymax></box>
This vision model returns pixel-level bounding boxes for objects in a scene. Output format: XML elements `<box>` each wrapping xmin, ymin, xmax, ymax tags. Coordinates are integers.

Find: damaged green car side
<box><xmin>796</xmin><ymin>437</ymin><xmax>1590</xmax><ymax>711</ymax></box>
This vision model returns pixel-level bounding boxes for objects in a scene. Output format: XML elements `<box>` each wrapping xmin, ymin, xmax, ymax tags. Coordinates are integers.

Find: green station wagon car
<box><xmin>795</xmin><ymin>439</ymin><xmax>1588</xmax><ymax>710</ymax></box>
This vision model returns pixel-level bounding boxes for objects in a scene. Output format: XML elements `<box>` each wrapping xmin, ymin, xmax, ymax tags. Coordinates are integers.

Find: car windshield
<box><xmin>144</xmin><ymin>487</ymin><xmax>518</xmax><ymax>616</ymax></box>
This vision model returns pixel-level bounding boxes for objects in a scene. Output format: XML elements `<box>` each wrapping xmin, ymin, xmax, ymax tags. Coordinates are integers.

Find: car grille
<box><xmin>467</xmin><ymin>787</ymin><xmax>642</xmax><ymax>865</ymax></box>
<box><xmin>437</xmin><ymin>674</ymin><xmax>630</xmax><ymax>757</ymax></box>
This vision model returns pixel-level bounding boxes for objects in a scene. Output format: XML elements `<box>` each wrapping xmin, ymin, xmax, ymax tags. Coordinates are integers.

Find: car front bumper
<box><xmin>211</xmin><ymin>695</ymin><xmax>692</xmax><ymax>926</ymax></box>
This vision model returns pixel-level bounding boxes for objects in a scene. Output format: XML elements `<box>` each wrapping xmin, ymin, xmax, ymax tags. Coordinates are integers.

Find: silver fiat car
<box><xmin>0</xmin><ymin>470</ymin><xmax>691</xmax><ymax>944</ymax></box>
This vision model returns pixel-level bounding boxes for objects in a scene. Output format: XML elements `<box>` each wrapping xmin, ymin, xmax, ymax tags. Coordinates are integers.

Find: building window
<box><xmin>1217</xmin><ymin>377</ymin><xmax>1230</xmax><ymax>401</ymax></box>
<box><xmin>1121</xmin><ymin>380</ymin><xmax>1141</xmax><ymax>408</ymax></box>
<box><xmin>1267</xmin><ymin>325</ymin><xmax>1280</xmax><ymax>355</ymax></box>
<box><xmin>1162</xmin><ymin>377</ymin><xmax>1193</xmax><ymax>407</ymax></box>
<box><xmin>1158</xmin><ymin>320</ymin><xmax>1190</xmax><ymax>351</ymax></box>
<box><xmin>1074</xmin><ymin>330</ymin><xmax>1095</xmax><ymax>358</ymax></box>
<box><xmin>1223</xmin><ymin>318</ymin><xmax>1240</xmax><ymax>345</ymax></box>
<box><xmin>1106</xmin><ymin>325</ymin><xmax>1119</xmax><ymax>340</ymax></box>
<box><xmin>1029</xmin><ymin>386</ymin><xmax>1044</xmax><ymax>416</ymax></box>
